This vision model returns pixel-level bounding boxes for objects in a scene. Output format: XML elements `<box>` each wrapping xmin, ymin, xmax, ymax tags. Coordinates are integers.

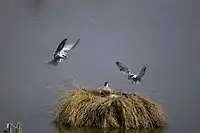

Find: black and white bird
<box><xmin>48</xmin><ymin>38</ymin><xmax>80</xmax><ymax>66</ymax></box>
<box><xmin>116</xmin><ymin>61</ymin><xmax>147</xmax><ymax>84</ymax></box>
<box><xmin>98</xmin><ymin>81</ymin><xmax>111</xmax><ymax>91</ymax></box>
<box><xmin>103</xmin><ymin>81</ymin><xmax>111</xmax><ymax>91</ymax></box>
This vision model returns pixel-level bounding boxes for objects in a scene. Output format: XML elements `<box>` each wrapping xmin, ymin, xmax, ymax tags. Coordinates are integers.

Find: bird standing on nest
<box><xmin>116</xmin><ymin>61</ymin><xmax>147</xmax><ymax>84</ymax></box>
<box><xmin>48</xmin><ymin>38</ymin><xmax>80</xmax><ymax>66</ymax></box>
<box><xmin>98</xmin><ymin>81</ymin><xmax>111</xmax><ymax>92</ymax></box>
<box><xmin>103</xmin><ymin>81</ymin><xmax>111</xmax><ymax>91</ymax></box>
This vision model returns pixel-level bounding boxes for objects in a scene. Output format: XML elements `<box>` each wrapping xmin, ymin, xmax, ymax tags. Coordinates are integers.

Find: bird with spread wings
<box><xmin>116</xmin><ymin>61</ymin><xmax>147</xmax><ymax>84</ymax></box>
<box><xmin>48</xmin><ymin>38</ymin><xmax>80</xmax><ymax>66</ymax></box>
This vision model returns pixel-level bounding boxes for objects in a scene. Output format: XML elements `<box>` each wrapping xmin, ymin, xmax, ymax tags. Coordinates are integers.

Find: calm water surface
<box><xmin>0</xmin><ymin>0</ymin><xmax>200</xmax><ymax>133</ymax></box>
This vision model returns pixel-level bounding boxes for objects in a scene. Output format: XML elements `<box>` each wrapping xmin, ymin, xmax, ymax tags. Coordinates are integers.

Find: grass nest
<box><xmin>54</xmin><ymin>86</ymin><xmax>167</xmax><ymax>129</ymax></box>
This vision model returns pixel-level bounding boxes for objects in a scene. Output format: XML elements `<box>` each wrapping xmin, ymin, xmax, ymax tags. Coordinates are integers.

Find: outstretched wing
<box><xmin>54</xmin><ymin>38</ymin><xmax>68</xmax><ymax>57</ymax></box>
<box><xmin>116</xmin><ymin>61</ymin><xmax>132</xmax><ymax>76</ymax></box>
<box><xmin>62</xmin><ymin>38</ymin><xmax>80</xmax><ymax>53</ymax></box>
<box><xmin>71</xmin><ymin>38</ymin><xmax>80</xmax><ymax>50</ymax></box>
<box><xmin>138</xmin><ymin>65</ymin><xmax>147</xmax><ymax>78</ymax></box>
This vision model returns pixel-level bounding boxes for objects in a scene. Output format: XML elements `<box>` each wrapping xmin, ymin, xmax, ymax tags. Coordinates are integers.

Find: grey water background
<box><xmin>0</xmin><ymin>0</ymin><xmax>200</xmax><ymax>133</ymax></box>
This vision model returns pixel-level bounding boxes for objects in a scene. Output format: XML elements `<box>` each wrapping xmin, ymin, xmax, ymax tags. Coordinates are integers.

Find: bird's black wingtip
<box><xmin>140</xmin><ymin>64</ymin><xmax>148</xmax><ymax>69</ymax></box>
<box><xmin>143</xmin><ymin>65</ymin><xmax>148</xmax><ymax>69</ymax></box>
<box><xmin>116</xmin><ymin>61</ymin><xmax>123</xmax><ymax>67</ymax></box>
<box><xmin>61</xmin><ymin>38</ymin><xmax>68</xmax><ymax>42</ymax></box>
<box><xmin>76</xmin><ymin>38</ymin><xmax>81</xmax><ymax>43</ymax></box>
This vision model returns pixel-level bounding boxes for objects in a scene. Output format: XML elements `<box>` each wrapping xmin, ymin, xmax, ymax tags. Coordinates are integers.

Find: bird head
<box><xmin>104</xmin><ymin>81</ymin><xmax>109</xmax><ymax>87</ymax></box>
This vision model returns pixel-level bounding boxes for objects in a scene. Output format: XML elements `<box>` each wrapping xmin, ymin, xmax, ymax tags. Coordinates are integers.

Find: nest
<box><xmin>55</xmin><ymin>125</ymin><xmax>164</xmax><ymax>133</ymax></box>
<box><xmin>54</xmin><ymin>87</ymin><xmax>167</xmax><ymax>129</ymax></box>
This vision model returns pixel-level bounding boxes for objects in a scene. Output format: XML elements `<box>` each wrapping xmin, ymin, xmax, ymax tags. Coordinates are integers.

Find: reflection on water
<box><xmin>55</xmin><ymin>124</ymin><xmax>164</xmax><ymax>133</ymax></box>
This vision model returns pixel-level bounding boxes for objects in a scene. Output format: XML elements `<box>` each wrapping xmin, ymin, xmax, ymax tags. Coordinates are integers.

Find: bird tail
<box><xmin>138</xmin><ymin>65</ymin><xmax>147</xmax><ymax>78</ymax></box>
<box><xmin>47</xmin><ymin>59</ymin><xmax>58</xmax><ymax>66</ymax></box>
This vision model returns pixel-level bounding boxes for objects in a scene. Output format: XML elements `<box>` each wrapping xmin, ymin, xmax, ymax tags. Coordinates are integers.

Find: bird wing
<box><xmin>54</xmin><ymin>38</ymin><xmax>68</xmax><ymax>56</ymax></box>
<box><xmin>138</xmin><ymin>65</ymin><xmax>147</xmax><ymax>78</ymax></box>
<box><xmin>62</xmin><ymin>44</ymin><xmax>75</xmax><ymax>53</ymax></box>
<box><xmin>62</xmin><ymin>38</ymin><xmax>80</xmax><ymax>53</ymax></box>
<box><xmin>116</xmin><ymin>61</ymin><xmax>132</xmax><ymax>76</ymax></box>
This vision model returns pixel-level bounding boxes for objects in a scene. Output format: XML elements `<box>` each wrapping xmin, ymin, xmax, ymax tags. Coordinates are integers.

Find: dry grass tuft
<box><xmin>54</xmin><ymin>86</ymin><xmax>167</xmax><ymax>129</ymax></box>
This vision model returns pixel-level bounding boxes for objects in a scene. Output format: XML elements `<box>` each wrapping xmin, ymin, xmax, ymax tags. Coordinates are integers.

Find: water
<box><xmin>0</xmin><ymin>0</ymin><xmax>200</xmax><ymax>133</ymax></box>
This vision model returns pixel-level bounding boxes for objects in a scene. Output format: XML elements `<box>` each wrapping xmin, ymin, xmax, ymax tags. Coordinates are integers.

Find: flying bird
<box><xmin>48</xmin><ymin>38</ymin><xmax>80</xmax><ymax>66</ymax></box>
<box><xmin>116</xmin><ymin>61</ymin><xmax>147</xmax><ymax>84</ymax></box>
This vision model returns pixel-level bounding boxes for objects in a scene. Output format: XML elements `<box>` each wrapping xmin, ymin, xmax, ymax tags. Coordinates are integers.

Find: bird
<box><xmin>98</xmin><ymin>81</ymin><xmax>111</xmax><ymax>91</ymax></box>
<box><xmin>103</xmin><ymin>81</ymin><xmax>111</xmax><ymax>91</ymax></box>
<box><xmin>116</xmin><ymin>61</ymin><xmax>147</xmax><ymax>84</ymax></box>
<box><xmin>48</xmin><ymin>38</ymin><xmax>80</xmax><ymax>66</ymax></box>
<box><xmin>4</xmin><ymin>122</ymin><xmax>17</xmax><ymax>133</ymax></box>
<box><xmin>4</xmin><ymin>123</ymin><xmax>10</xmax><ymax>133</ymax></box>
